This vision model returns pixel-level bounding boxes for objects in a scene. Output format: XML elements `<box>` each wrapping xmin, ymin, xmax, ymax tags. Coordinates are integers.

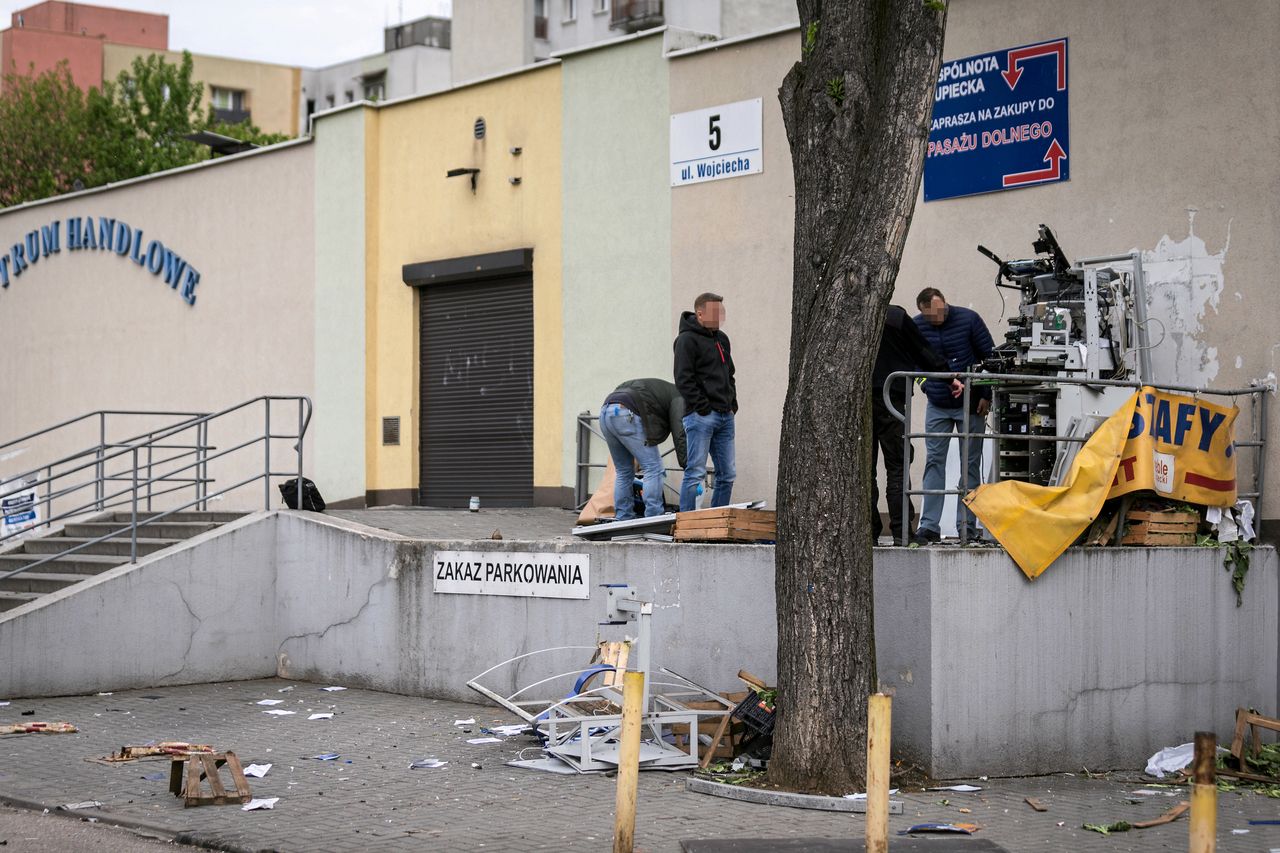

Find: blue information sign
<box><xmin>924</xmin><ymin>38</ymin><xmax>1069</xmax><ymax>202</ymax></box>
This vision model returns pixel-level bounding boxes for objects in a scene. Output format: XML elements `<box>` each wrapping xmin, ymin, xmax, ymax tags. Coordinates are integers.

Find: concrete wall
<box><xmin>5</xmin><ymin>510</ymin><xmax>1268</xmax><ymax>777</ymax></box>
<box><xmin>0</xmin><ymin>142</ymin><xmax>317</xmax><ymax>513</ymax></box>
<box><xmin>559</xmin><ymin>31</ymin><xmax>673</xmax><ymax>492</ymax></box>
<box><xmin>300</xmin><ymin>45</ymin><xmax>452</xmax><ymax>131</ymax></box>
<box><xmin>0</xmin><ymin>513</ymin><xmax>278</xmax><ymax>697</ymax></box>
<box><xmin>362</xmin><ymin>63</ymin><xmax>565</xmax><ymax>505</ymax></box>
<box><xmin>667</xmin><ymin>29</ymin><xmax>798</xmax><ymax>506</ymax></box>
<box><xmin>103</xmin><ymin>44</ymin><xmax>300</xmax><ymax>137</ymax></box>
<box><xmin>0</xmin><ymin>25</ymin><xmax>103</xmax><ymax>90</ymax></box>
<box><xmin>450</xmin><ymin>0</ymin><xmax>534</xmax><ymax>84</ymax></box>
<box><xmin>312</xmin><ymin>108</ymin><xmax>368</xmax><ymax>506</ymax></box>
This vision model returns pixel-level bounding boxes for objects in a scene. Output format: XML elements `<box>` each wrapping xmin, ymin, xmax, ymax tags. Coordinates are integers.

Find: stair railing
<box><xmin>0</xmin><ymin>396</ymin><xmax>312</xmax><ymax>581</ymax></box>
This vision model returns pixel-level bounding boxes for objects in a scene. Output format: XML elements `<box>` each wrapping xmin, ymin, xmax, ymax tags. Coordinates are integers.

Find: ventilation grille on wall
<box><xmin>382</xmin><ymin>416</ymin><xmax>401</xmax><ymax>446</ymax></box>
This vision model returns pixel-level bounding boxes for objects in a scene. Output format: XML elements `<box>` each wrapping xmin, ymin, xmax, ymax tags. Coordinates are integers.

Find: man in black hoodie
<box><xmin>673</xmin><ymin>292</ymin><xmax>736</xmax><ymax>512</ymax></box>
<box><xmin>599</xmin><ymin>378</ymin><xmax>688</xmax><ymax>520</ymax></box>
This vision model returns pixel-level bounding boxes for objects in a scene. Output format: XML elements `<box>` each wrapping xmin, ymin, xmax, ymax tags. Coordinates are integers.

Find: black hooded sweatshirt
<box><xmin>673</xmin><ymin>311</ymin><xmax>737</xmax><ymax>416</ymax></box>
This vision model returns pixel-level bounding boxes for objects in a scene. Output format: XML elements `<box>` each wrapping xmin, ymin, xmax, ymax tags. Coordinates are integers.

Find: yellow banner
<box><xmin>966</xmin><ymin>391</ymin><xmax>1138</xmax><ymax>580</ymax></box>
<box><xmin>1108</xmin><ymin>388</ymin><xmax>1238</xmax><ymax>506</ymax></box>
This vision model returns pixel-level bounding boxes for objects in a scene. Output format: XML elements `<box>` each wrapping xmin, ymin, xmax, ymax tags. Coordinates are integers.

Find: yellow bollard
<box><xmin>1189</xmin><ymin>730</ymin><xmax>1217</xmax><ymax>853</ymax></box>
<box><xmin>613</xmin><ymin>670</ymin><xmax>645</xmax><ymax>853</ymax></box>
<box><xmin>865</xmin><ymin>693</ymin><xmax>892</xmax><ymax>853</ymax></box>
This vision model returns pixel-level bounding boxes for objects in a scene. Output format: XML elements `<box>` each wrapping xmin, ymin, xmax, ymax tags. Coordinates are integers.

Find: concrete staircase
<box><xmin>0</xmin><ymin>511</ymin><xmax>243</xmax><ymax>612</ymax></box>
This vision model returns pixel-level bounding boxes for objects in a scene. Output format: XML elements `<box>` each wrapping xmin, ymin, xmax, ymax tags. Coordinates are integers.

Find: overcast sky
<box><xmin>0</xmin><ymin>0</ymin><xmax>453</xmax><ymax>67</ymax></box>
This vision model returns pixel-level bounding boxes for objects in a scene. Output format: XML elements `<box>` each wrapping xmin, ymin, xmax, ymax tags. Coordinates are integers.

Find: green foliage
<box><xmin>1223</xmin><ymin>540</ymin><xmax>1252</xmax><ymax>606</ymax></box>
<box><xmin>825</xmin><ymin>77</ymin><xmax>845</xmax><ymax>104</ymax></box>
<box><xmin>0</xmin><ymin>51</ymin><xmax>291</xmax><ymax>208</ymax></box>
<box><xmin>802</xmin><ymin>21</ymin><xmax>819</xmax><ymax>56</ymax></box>
<box><xmin>1082</xmin><ymin>821</ymin><xmax>1131</xmax><ymax>835</ymax></box>
<box><xmin>923</xmin><ymin>0</ymin><xmax>946</xmax><ymax>11</ymax></box>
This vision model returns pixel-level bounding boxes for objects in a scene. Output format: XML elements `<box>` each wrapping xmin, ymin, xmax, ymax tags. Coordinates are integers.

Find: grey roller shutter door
<box><xmin>419</xmin><ymin>276</ymin><xmax>534</xmax><ymax>506</ymax></box>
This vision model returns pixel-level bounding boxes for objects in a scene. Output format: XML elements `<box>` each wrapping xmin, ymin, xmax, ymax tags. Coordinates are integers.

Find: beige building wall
<box><xmin>450</xmin><ymin>0</ymin><xmax>534</xmax><ymax>84</ymax></box>
<box><xmin>667</xmin><ymin>4</ymin><xmax>1280</xmax><ymax>524</ymax></box>
<box><xmin>103</xmin><ymin>44</ymin><xmax>300</xmax><ymax>137</ymax></box>
<box><xmin>0</xmin><ymin>143</ymin><xmax>316</xmax><ymax>513</ymax></box>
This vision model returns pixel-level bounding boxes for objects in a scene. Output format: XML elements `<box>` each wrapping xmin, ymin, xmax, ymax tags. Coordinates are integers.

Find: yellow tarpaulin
<box><xmin>966</xmin><ymin>390</ymin><xmax>1138</xmax><ymax>580</ymax></box>
<box><xmin>967</xmin><ymin>386</ymin><xmax>1240</xmax><ymax>580</ymax></box>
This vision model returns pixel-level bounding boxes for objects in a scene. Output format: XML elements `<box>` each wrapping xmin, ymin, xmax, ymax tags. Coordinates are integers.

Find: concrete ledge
<box><xmin>685</xmin><ymin>777</ymin><xmax>904</xmax><ymax>813</ymax></box>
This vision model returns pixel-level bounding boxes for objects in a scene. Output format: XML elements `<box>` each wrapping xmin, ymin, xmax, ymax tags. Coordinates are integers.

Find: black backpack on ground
<box><xmin>279</xmin><ymin>477</ymin><xmax>326</xmax><ymax>512</ymax></box>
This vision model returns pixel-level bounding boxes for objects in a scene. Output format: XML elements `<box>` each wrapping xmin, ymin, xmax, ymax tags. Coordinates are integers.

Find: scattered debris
<box><xmin>241</xmin><ymin>797</ymin><xmax>279</xmax><ymax>811</ymax></box>
<box><xmin>103</xmin><ymin>742</ymin><xmax>214</xmax><ymax>762</ymax></box>
<box><xmin>467</xmin><ymin>737</ymin><xmax>501</xmax><ymax>745</ymax></box>
<box><xmin>1</xmin><ymin>722</ymin><xmax>76</xmax><ymax>734</ymax></box>
<box><xmin>1083</xmin><ymin>821</ymin><xmax>1131</xmax><ymax>835</ymax></box>
<box><xmin>928</xmin><ymin>784</ymin><xmax>982</xmax><ymax>793</ymax></box>
<box><xmin>1146</xmin><ymin>742</ymin><xmax>1197</xmax><ymax>778</ymax></box>
<box><xmin>311</xmin><ymin>753</ymin><xmax>340</xmax><ymax>761</ymax></box>
<box><xmin>409</xmin><ymin>759</ymin><xmax>446</xmax><ymax>769</ymax></box>
<box><xmin>454</xmin><ymin>718</ymin><xmax>475</xmax><ymax>726</ymax></box>
<box><xmin>308</xmin><ymin>713</ymin><xmax>334</xmax><ymax>721</ymax></box>
<box><xmin>471</xmin><ymin>763</ymin><xmax>482</xmax><ymax>769</ymax></box>
<box><xmin>141</xmin><ymin>772</ymin><xmax>167</xmax><ymax>781</ymax></box>
<box><xmin>95</xmin><ymin>692</ymin><xmax>113</xmax><ymax>697</ymax></box>
<box><xmin>1024</xmin><ymin>797</ymin><xmax>1048</xmax><ymax>812</ymax></box>
<box><xmin>0</xmin><ymin>701</ymin><xmax>9</xmax><ymax>707</ymax></box>
<box><xmin>264</xmin><ymin>710</ymin><xmax>296</xmax><ymax>716</ymax></box>
<box><xmin>277</xmin><ymin>686</ymin><xmax>294</xmax><ymax>693</ymax></box>
<box><xmin>173</xmin><ymin>751</ymin><xmax>253</xmax><ymax>808</ymax></box>
<box><xmin>1132</xmin><ymin>801</ymin><xmax>1189</xmax><ymax>828</ymax></box>
<box><xmin>321</xmin><ymin>686</ymin><xmax>346</xmax><ymax>692</ymax></box>
<box><xmin>844</xmin><ymin>789</ymin><xmax>899</xmax><ymax>800</ymax></box>
<box><xmin>899</xmin><ymin>823</ymin><xmax>979</xmax><ymax>835</ymax></box>
<box><xmin>59</xmin><ymin>801</ymin><xmax>103</xmax><ymax>811</ymax></box>
<box><xmin>1233</xmin><ymin>829</ymin><xmax>1250</xmax><ymax>835</ymax></box>
<box><xmin>256</xmin><ymin>699</ymin><xmax>284</xmax><ymax>706</ymax></box>
<box><xmin>487</xmin><ymin>724</ymin><xmax>530</xmax><ymax>737</ymax></box>
<box><xmin>243</xmin><ymin>764</ymin><xmax>272</xmax><ymax>778</ymax></box>
<box><xmin>507</xmin><ymin>758</ymin><xmax>578</xmax><ymax>775</ymax></box>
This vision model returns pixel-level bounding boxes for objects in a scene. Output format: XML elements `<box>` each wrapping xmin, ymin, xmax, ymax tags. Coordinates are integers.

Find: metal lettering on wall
<box><xmin>924</xmin><ymin>38</ymin><xmax>1069</xmax><ymax>201</ymax></box>
<box><xmin>0</xmin><ymin>217</ymin><xmax>201</xmax><ymax>305</ymax></box>
<box><xmin>432</xmin><ymin>550</ymin><xmax>590</xmax><ymax>599</ymax></box>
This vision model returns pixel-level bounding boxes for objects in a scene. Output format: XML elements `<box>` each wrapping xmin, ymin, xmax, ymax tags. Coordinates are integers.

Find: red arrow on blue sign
<box><xmin>1002</xmin><ymin>139</ymin><xmax>1067</xmax><ymax>187</ymax></box>
<box><xmin>1001</xmin><ymin>39</ymin><xmax>1067</xmax><ymax>91</ymax></box>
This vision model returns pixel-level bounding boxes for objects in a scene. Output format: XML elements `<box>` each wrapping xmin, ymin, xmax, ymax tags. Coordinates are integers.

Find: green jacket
<box><xmin>610</xmin><ymin>378</ymin><xmax>688</xmax><ymax>469</ymax></box>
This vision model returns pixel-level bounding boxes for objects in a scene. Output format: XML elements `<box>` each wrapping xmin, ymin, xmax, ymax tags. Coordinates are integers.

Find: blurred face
<box><xmin>920</xmin><ymin>295</ymin><xmax>948</xmax><ymax>326</ymax></box>
<box><xmin>696</xmin><ymin>300</ymin><xmax>724</xmax><ymax>330</ymax></box>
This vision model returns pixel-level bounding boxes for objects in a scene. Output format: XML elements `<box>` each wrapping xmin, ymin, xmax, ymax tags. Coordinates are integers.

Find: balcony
<box><xmin>534</xmin><ymin>15</ymin><xmax>548</xmax><ymax>40</ymax></box>
<box><xmin>212</xmin><ymin>108</ymin><xmax>251</xmax><ymax>126</ymax></box>
<box><xmin>610</xmin><ymin>0</ymin><xmax>663</xmax><ymax>32</ymax></box>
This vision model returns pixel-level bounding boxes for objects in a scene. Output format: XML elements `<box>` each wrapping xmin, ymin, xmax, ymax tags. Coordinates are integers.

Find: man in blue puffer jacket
<box><xmin>912</xmin><ymin>287</ymin><xmax>994</xmax><ymax>543</ymax></box>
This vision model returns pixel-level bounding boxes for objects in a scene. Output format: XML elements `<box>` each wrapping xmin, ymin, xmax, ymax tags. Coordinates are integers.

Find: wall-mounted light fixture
<box><xmin>509</xmin><ymin>146</ymin><xmax>523</xmax><ymax>156</ymax></box>
<box><xmin>446</xmin><ymin>167</ymin><xmax>481</xmax><ymax>193</ymax></box>
<box><xmin>509</xmin><ymin>177</ymin><xmax>522</xmax><ymax>185</ymax></box>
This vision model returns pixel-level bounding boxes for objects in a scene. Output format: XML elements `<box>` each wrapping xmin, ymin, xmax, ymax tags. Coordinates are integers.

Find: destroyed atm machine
<box><xmin>976</xmin><ymin>226</ymin><xmax>1154</xmax><ymax>485</ymax></box>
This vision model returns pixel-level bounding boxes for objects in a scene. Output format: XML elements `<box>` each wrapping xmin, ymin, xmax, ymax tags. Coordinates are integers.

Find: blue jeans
<box><xmin>600</xmin><ymin>404</ymin><xmax>666</xmax><ymax>520</ymax></box>
<box><xmin>920</xmin><ymin>403</ymin><xmax>986</xmax><ymax>536</ymax></box>
<box><xmin>680</xmin><ymin>411</ymin><xmax>736</xmax><ymax>512</ymax></box>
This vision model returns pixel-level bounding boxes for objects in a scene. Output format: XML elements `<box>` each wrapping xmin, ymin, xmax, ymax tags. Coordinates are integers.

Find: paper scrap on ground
<box><xmin>1144</xmin><ymin>742</ymin><xmax>1226</xmax><ymax>778</ymax></box>
<box><xmin>928</xmin><ymin>785</ymin><xmax>982</xmax><ymax>793</ymax></box>
<box><xmin>60</xmin><ymin>801</ymin><xmax>104</xmax><ymax>810</ymax></box>
<box><xmin>263</xmin><ymin>710</ymin><xmax>296</xmax><ymax>716</ymax></box>
<box><xmin>256</xmin><ymin>699</ymin><xmax>284</xmax><ymax>706</ymax></box>
<box><xmin>409</xmin><ymin>759</ymin><xmax>447</xmax><ymax>769</ymax></box>
<box><xmin>308</xmin><ymin>713</ymin><xmax>334</xmax><ymax>720</ymax></box>
<box><xmin>242</xmin><ymin>797</ymin><xmax>279</xmax><ymax>811</ymax></box>
<box><xmin>243</xmin><ymin>763</ymin><xmax>272</xmax><ymax>778</ymax></box>
<box><xmin>1233</xmin><ymin>829</ymin><xmax>1250</xmax><ymax>835</ymax></box>
<box><xmin>490</xmin><ymin>724</ymin><xmax>530</xmax><ymax>737</ymax></box>
<box><xmin>844</xmin><ymin>789</ymin><xmax>900</xmax><ymax>800</ymax></box>
<box><xmin>454</xmin><ymin>718</ymin><xmax>476</xmax><ymax>726</ymax></box>
<box><xmin>277</xmin><ymin>686</ymin><xmax>294</xmax><ymax>693</ymax></box>
<box><xmin>0</xmin><ymin>702</ymin><xmax>9</xmax><ymax>707</ymax></box>
<box><xmin>467</xmin><ymin>737</ymin><xmax>501</xmax><ymax>745</ymax></box>
<box><xmin>312</xmin><ymin>753</ymin><xmax>340</xmax><ymax>761</ymax></box>
<box><xmin>321</xmin><ymin>686</ymin><xmax>347</xmax><ymax>692</ymax></box>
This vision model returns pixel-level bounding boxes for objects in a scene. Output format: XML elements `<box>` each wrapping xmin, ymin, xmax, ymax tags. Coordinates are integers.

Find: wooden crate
<box><xmin>1122</xmin><ymin>509</ymin><xmax>1198</xmax><ymax>545</ymax></box>
<box><xmin>674</xmin><ymin>508</ymin><xmax>776</xmax><ymax>543</ymax></box>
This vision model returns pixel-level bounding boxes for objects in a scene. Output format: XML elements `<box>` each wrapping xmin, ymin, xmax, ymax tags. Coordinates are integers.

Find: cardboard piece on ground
<box><xmin>576</xmin><ymin>458</ymin><xmax>617</xmax><ymax>524</ymax></box>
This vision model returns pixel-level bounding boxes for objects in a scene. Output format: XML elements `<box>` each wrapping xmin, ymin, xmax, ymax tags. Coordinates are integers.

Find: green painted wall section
<box><xmin>560</xmin><ymin>34</ymin><xmax>674</xmax><ymax>496</ymax></box>
<box><xmin>312</xmin><ymin>108</ymin><xmax>368</xmax><ymax>504</ymax></box>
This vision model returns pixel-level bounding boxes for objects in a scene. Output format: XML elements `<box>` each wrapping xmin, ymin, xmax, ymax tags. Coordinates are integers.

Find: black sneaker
<box><xmin>911</xmin><ymin>528</ymin><xmax>941</xmax><ymax>546</ymax></box>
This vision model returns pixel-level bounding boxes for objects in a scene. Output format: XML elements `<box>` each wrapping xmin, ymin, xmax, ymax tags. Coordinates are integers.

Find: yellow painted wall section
<box><xmin>365</xmin><ymin>64</ymin><xmax>564</xmax><ymax>498</ymax></box>
<box><xmin>363</xmin><ymin>106</ymin><xmax>383</xmax><ymax>500</ymax></box>
<box><xmin>103</xmin><ymin>44</ymin><xmax>300</xmax><ymax>136</ymax></box>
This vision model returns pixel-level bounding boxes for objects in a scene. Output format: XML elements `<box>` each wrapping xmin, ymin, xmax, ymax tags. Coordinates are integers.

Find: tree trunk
<box><xmin>770</xmin><ymin>0</ymin><xmax>947</xmax><ymax>794</ymax></box>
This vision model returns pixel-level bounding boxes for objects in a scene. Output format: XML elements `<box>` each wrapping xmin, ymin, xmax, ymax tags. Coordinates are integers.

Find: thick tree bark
<box><xmin>770</xmin><ymin>0</ymin><xmax>946</xmax><ymax>794</ymax></box>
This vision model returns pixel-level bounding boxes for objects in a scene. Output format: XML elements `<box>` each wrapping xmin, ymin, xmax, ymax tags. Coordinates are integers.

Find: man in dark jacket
<box><xmin>599</xmin><ymin>378</ymin><xmax>688</xmax><ymax>520</ymax></box>
<box><xmin>673</xmin><ymin>292</ymin><xmax>736</xmax><ymax>512</ymax></box>
<box><xmin>872</xmin><ymin>305</ymin><xmax>962</xmax><ymax>544</ymax></box>
<box><xmin>912</xmin><ymin>287</ymin><xmax>995</xmax><ymax>543</ymax></box>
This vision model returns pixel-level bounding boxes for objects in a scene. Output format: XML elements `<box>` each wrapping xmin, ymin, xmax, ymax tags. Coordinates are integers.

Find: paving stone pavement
<box><xmin>0</xmin><ymin>679</ymin><xmax>1275</xmax><ymax>852</ymax></box>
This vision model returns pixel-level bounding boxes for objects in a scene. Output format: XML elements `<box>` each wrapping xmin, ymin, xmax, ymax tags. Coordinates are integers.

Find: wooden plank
<box><xmin>699</xmin><ymin>713</ymin><xmax>734</xmax><ymax>770</ymax></box>
<box><xmin>1121</xmin><ymin>531</ymin><xmax>1195</xmax><ymax>546</ymax></box>
<box><xmin>675</xmin><ymin>509</ymin><xmax>775</xmax><ymax>525</ymax></box>
<box><xmin>1128</xmin><ymin>510</ymin><xmax>1198</xmax><ymax>524</ymax></box>
<box><xmin>169</xmin><ymin>757</ymin><xmax>185</xmax><ymax>797</ymax></box>
<box><xmin>223</xmin><ymin>751</ymin><xmax>252</xmax><ymax>802</ymax></box>
<box><xmin>675</xmin><ymin>516</ymin><xmax>777</xmax><ymax>532</ymax></box>
<box><xmin>1024</xmin><ymin>797</ymin><xmax>1048</xmax><ymax>812</ymax></box>
<box><xmin>1132</xmin><ymin>801</ymin><xmax>1189</xmax><ymax>828</ymax></box>
<box><xmin>183</xmin><ymin>756</ymin><xmax>202</xmax><ymax>806</ymax></box>
<box><xmin>203</xmin><ymin>754</ymin><xmax>228</xmax><ymax>803</ymax></box>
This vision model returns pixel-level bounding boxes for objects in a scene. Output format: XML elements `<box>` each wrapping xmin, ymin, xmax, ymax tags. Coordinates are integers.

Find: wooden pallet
<box><xmin>1122</xmin><ymin>509</ymin><xmax>1197</xmax><ymax>545</ymax></box>
<box><xmin>169</xmin><ymin>750</ymin><xmax>252</xmax><ymax>807</ymax></box>
<box><xmin>674</xmin><ymin>509</ymin><xmax>776</xmax><ymax>543</ymax></box>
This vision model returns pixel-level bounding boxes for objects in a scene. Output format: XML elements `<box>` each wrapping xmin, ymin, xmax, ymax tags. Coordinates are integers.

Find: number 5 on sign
<box><xmin>671</xmin><ymin>98</ymin><xmax>763</xmax><ymax>187</ymax></box>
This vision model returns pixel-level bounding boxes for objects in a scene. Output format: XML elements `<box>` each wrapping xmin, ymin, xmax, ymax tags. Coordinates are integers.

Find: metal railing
<box><xmin>574</xmin><ymin>411</ymin><xmax>696</xmax><ymax>510</ymax></box>
<box><xmin>0</xmin><ymin>396</ymin><xmax>312</xmax><ymax>580</ymax></box>
<box><xmin>882</xmin><ymin>371</ymin><xmax>1268</xmax><ymax>547</ymax></box>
